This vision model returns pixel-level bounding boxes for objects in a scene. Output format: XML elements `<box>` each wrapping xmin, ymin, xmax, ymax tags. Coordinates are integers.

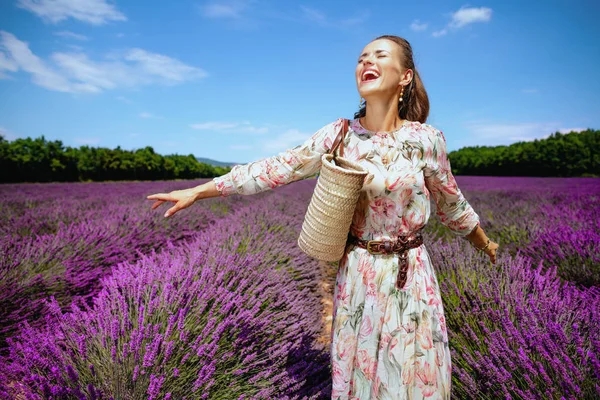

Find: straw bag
<box><xmin>298</xmin><ymin>119</ymin><xmax>369</xmax><ymax>261</ymax></box>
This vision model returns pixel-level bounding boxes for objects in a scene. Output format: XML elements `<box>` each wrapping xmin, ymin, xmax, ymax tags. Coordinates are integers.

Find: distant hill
<box><xmin>196</xmin><ymin>157</ymin><xmax>239</xmax><ymax>167</ymax></box>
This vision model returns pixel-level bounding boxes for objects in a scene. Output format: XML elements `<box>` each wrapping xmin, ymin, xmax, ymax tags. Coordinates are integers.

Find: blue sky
<box><xmin>1</xmin><ymin>0</ymin><xmax>599</xmax><ymax>163</ymax></box>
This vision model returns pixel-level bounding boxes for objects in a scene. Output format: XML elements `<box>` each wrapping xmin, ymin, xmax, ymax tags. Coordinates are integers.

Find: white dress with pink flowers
<box><xmin>213</xmin><ymin>118</ymin><xmax>480</xmax><ymax>400</ymax></box>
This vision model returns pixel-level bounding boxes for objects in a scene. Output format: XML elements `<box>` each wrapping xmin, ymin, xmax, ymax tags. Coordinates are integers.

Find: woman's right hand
<box><xmin>147</xmin><ymin>181</ymin><xmax>220</xmax><ymax>218</ymax></box>
<box><xmin>147</xmin><ymin>188</ymin><xmax>199</xmax><ymax>218</ymax></box>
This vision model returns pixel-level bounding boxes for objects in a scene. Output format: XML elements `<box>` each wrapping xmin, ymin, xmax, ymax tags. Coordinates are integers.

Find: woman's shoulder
<box><xmin>405</xmin><ymin>120</ymin><xmax>445</xmax><ymax>143</ymax></box>
<box><xmin>316</xmin><ymin>118</ymin><xmax>346</xmax><ymax>135</ymax></box>
<box><xmin>303</xmin><ymin>118</ymin><xmax>346</xmax><ymax>151</ymax></box>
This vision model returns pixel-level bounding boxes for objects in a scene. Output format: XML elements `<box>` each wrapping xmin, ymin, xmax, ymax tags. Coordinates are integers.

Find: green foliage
<box><xmin>0</xmin><ymin>136</ymin><xmax>232</xmax><ymax>183</ymax></box>
<box><xmin>448</xmin><ymin>129</ymin><xmax>600</xmax><ymax>177</ymax></box>
<box><xmin>3</xmin><ymin>128</ymin><xmax>597</xmax><ymax>182</ymax></box>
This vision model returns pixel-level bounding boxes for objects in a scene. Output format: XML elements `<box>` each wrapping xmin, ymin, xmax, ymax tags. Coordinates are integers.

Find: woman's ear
<box><xmin>400</xmin><ymin>68</ymin><xmax>413</xmax><ymax>87</ymax></box>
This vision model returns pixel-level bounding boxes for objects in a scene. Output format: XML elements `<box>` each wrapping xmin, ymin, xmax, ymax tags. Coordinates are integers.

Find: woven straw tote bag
<box><xmin>298</xmin><ymin>119</ymin><xmax>369</xmax><ymax>261</ymax></box>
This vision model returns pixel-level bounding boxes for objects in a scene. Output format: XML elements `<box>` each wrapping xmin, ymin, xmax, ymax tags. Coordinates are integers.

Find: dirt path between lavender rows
<box><xmin>315</xmin><ymin>260</ymin><xmax>338</xmax><ymax>348</ymax></box>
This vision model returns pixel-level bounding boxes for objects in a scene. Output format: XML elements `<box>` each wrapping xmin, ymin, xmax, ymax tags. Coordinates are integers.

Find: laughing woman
<box><xmin>148</xmin><ymin>35</ymin><xmax>499</xmax><ymax>399</ymax></box>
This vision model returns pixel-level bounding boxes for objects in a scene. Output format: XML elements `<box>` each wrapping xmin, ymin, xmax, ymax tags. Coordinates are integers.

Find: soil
<box><xmin>316</xmin><ymin>260</ymin><xmax>338</xmax><ymax>348</ymax></box>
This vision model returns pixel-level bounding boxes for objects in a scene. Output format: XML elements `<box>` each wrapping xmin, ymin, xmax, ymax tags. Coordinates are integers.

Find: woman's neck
<box><xmin>361</xmin><ymin>98</ymin><xmax>404</xmax><ymax>133</ymax></box>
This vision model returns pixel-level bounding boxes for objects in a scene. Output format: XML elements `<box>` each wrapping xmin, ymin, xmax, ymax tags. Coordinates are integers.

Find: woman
<box><xmin>148</xmin><ymin>35</ymin><xmax>499</xmax><ymax>399</ymax></box>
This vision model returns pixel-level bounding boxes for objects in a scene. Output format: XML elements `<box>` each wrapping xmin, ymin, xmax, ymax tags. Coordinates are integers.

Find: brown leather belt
<box><xmin>348</xmin><ymin>230</ymin><xmax>424</xmax><ymax>289</ymax></box>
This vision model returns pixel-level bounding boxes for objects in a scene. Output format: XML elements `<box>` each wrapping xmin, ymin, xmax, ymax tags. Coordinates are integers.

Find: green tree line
<box><xmin>1</xmin><ymin>128</ymin><xmax>598</xmax><ymax>183</ymax></box>
<box><xmin>448</xmin><ymin>129</ymin><xmax>599</xmax><ymax>177</ymax></box>
<box><xmin>0</xmin><ymin>136</ymin><xmax>232</xmax><ymax>183</ymax></box>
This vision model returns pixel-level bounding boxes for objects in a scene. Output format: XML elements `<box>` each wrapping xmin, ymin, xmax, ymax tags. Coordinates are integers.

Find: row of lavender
<box><xmin>428</xmin><ymin>177</ymin><xmax>600</xmax><ymax>398</ymax></box>
<box><xmin>0</xmin><ymin>180</ymin><xmax>257</xmax><ymax>344</ymax></box>
<box><xmin>1</xmin><ymin>182</ymin><xmax>332</xmax><ymax>399</ymax></box>
<box><xmin>1</xmin><ymin>177</ymin><xmax>599</xmax><ymax>398</ymax></box>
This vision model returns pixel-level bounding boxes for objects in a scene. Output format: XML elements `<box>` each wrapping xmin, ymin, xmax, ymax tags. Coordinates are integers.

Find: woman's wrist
<box><xmin>474</xmin><ymin>238</ymin><xmax>491</xmax><ymax>251</ymax></box>
<box><xmin>465</xmin><ymin>223</ymin><xmax>489</xmax><ymax>249</ymax></box>
<box><xmin>191</xmin><ymin>181</ymin><xmax>220</xmax><ymax>201</ymax></box>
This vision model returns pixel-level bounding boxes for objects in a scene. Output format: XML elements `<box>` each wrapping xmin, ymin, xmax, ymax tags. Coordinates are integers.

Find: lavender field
<box><xmin>0</xmin><ymin>176</ymin><xmax>599</xmax><ymax>399</ymax></box>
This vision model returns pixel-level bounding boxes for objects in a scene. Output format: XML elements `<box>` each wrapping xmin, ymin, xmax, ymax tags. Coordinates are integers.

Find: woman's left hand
<box><xmin>483</xmin><ymin>240</ymin><xmax>499</xmax><ymax>264</ymax></box>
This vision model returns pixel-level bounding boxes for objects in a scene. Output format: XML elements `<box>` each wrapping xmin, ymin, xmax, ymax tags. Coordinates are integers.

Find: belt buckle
<box><xmin>366</xmin><ymin>240</ymin><xmax>383</xmax><ymax>255</ymax></box>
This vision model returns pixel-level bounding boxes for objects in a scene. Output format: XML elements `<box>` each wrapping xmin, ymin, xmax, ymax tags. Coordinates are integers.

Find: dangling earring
<box><xmin>359</xmin><ymin>97</ymin><xmax>366</xmax><ymax>108</ymax></box>
<box><xmin>399</xmin><ymin>86</ymin><xmax>405</xmax><ymax>103</ymax></box>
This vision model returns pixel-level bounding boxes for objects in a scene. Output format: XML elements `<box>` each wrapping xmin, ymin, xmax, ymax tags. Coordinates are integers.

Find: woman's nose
<box><xmin>362</xmin><ymin>56</ymin><xmax>375</xmax><ymax>66</ymax></box>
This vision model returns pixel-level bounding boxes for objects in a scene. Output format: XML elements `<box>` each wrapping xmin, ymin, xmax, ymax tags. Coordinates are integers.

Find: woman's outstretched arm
<box><xmin>211</xmin><ymin>118</ymin><xmax>344</xmax><ymax>197</ymax></box>
<box><xmin>147</xmin><ymin>118</ymin><xmax>344</xmax><ymax>217</ymax></box>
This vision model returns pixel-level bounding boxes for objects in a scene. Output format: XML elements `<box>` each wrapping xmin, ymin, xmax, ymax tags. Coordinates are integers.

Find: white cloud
<box><xmin>340</xmin><ymin>14</ymin><xmax>368</xmax><ymax>26</ymax></box>
<box><xmin>0</xmin><ymin>127</ymin><xmax>18</xmax><ymax>141</ymax></box>
<box><xmin>0</xmin><ymin>31</ymin><xmax>90</xmax><ymax>93</ymax></box>
<box><xmin>230</xmin><ymin>144</ymin><xmax>252</xmax><ymax>150</ymax></box>
<box><xmin>17</xmin><ymin>0</ymin><xmax>126</xmax><ymax>25</ymax></box>
<box><xmin>558</xmin><ymin>127</ymin><xmax>586</xmax><ymax>134</ymax></box>
<box><xmin>66</xmin><ymin>44</ymin><xmax>84</xmax><ymax>51</ymax></box>
<box><xmin>464</xmin><ymin>121</ymin><xmax>586</xmax><ymax>145</ymax></box>
<box><xmin>432</xmin><ymin>6</ymin><xmax>492</xmax><ymax>38</ymax></box>
<box><xmin>0</xmin><ymin>48</ymin><xmax>19</xmax><ymax>74</ymax></box>
<box><xmin>139</xmin><ymin>112</ymin><xmax>161</xmax><ymax>119</ymax></box>
<box><xmin>263</xmin><ymin>128</ymin><xmax>310</xmax><ymax>152</ymax></box>
<box><xmin>522</xmin><ymin>88</ymin><xmax>538</xmax><ymax>94</ymax></box>
<box><xmin>298</xmin><ymin>5</ymin><xmax>367</xmax><ymax>27</ymax></box>
<box><xmin>116</xmin><ymin>95</ymin><xmax>133</xmax><ymax>104</ymax></box>
<box><xmin>189</xmin><ymin>121</ymin><xmax>268</xmax><ymax>134</ymax></box>
<box><xmin>449</xmin><ymin>7</ymin><xmax>493</xmax><ymax>28</ymax></box>
<box><xmin>123</xmin><ymin>49</ymin><xmax>206</xmax><ymax>83</ymax></box>
<box><xmin>54</xmin><ymin>31</ymin><xmax>88</xmax><ymax>41</ymax></box>
<box><xmin>200</xmin><ymin>1</ymin><xmax>249</xmax><ymax>18</ymax></box>
<box><xmin>410</xmin><ymin>19</ymin><xmax>428</xmax><ymax>32</ymax></box>
<box><xmin>432</xmin><ymin>29</ymin><xmax>448</xmax><ymax>38</ymax></box>
<box><xmin>52</xmin><ymin>52</ymin><xmax>117</xmax><ymax>91</ymax></box>
<box><xmin>300</xmin><ymin>5</ymin><xmax>326</xmax><ymax>24</ymax></box>
<box><xmin>0</xmin><ymin>31</ymin><xmax>207</xmax><ymax>93</ymax></box>
<box><xmin>74</xmin><ymin>137</ymin><xmax>101</xmax><ymax>145</ymax></box>
<box><xmin>198</xmin><ymin>2</ymin><xmax>366</xmax><ymax>28</ymax></box>
<box><xmin>190</xmin><ymin>121</ymin><xmax>242</xmax><ymax>130</ymax></box>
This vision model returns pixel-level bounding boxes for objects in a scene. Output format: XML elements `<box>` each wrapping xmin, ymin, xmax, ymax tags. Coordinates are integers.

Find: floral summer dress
<box><xmin>213</xmin><ymin>118</ymin><xmax>480</xmax><ymax>400</ymax></box>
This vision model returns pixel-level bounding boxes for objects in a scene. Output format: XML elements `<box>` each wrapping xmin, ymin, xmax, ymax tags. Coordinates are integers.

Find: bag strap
<box><xmin>330</xmin><ymin>118</ymin><xmax>349</xmax><ymax>159</ymax></box>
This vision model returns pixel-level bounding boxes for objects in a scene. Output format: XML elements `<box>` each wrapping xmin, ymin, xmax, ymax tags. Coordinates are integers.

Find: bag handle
<box><xmin>330</xmin><ymin>118</ymin><xmax>349</xmax><ymax>159</ymax></box>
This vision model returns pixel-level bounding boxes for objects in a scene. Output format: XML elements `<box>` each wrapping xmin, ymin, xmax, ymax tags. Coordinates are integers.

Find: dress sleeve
<box><xmin>423</xmin><ymin>125</ymin><xmax>480</xmax><ymax>237</ymax></box>
<box><xmin>212</xmin><ymin>118</ymin><xmax>344</xmax><ymax>197</ymax></box>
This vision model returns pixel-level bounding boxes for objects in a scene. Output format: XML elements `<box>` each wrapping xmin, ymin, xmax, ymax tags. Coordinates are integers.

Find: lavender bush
<box><xmin>429</xmin><ymin>177</ymin><xmax>600</xmax><ymax>399</ymax></box>
<box><xmin>0</xmin><ymin>184</ymin><xmax>331</xmax><ymax>399</ymax></box>
<box><xmin>430</xmin><ymin>238</ymin><xmax>600</xmax><ymax>399</ymax></box>
<box><xmin>520</xmin><ymin>186</ymin><xmax>600</xmax><ymax>287</ymax></box>
<box><xmin>0</xmin><ymin>180</ymin><xmax>253</xmax><ymax>343</ymax></box>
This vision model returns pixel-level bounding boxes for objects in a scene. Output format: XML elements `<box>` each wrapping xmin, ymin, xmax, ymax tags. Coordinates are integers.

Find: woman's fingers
<box><xmin>164</xmin><ymin>206</ymin><xmax>178</xmax><ymax>218</ymax></box>
<box><xmin>165</xmin><ymin>199</ymin><xmax>192</xmax><ymax>218</ymax></box>
<box><xmin>488</xmin><ymin>242</ymin><xmax>499</xmax><ymax>264</ymax></box>
<box><xmin>147</xmin><ymin>193</ymin><xmax>174</xmax><ymax>202</ymax></box>
<box><xmin>147</xmin><ymin>190</ymin><xmax>195</xmax><ymax>218</ymax></box>
<box><xmin>147</xmin><ymin>193</ymin><xmax>177</xmax><ymax>212</ymax></box>
<box><xmin>151</xmin><ymin>200</ymin><xmax>165</xmax><ymax>210</ymax></box>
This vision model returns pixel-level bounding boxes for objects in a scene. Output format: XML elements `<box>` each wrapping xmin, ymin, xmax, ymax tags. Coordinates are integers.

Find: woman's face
<box><xmin>355</xmin><ymin>38</ymin><xmax>411</xmax><ymax>101</ymax></box>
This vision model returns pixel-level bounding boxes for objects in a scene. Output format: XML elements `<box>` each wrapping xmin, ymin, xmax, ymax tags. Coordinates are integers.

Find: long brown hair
<box><xmin>354</xmin><ymin>35</ymin><xmax>430</xmax><ymax>124</ymax></box>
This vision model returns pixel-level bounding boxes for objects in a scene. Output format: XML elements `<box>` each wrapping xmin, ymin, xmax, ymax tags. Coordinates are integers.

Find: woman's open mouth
<box><xmin>361</xmin><ymin>69</ymin><xmax>380</xmax><ymax>84</ymax></box>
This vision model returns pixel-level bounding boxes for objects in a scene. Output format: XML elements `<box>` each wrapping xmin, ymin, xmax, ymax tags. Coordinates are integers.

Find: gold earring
<box><xmin>399</xmin><ymin>86</ymin><xmax>405</xmax><ymax>103</ymax></box>
<box><xmin>359</xmin><ymin>97</ymin><xmax>365</xmax><ymax>108</ymax></box>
